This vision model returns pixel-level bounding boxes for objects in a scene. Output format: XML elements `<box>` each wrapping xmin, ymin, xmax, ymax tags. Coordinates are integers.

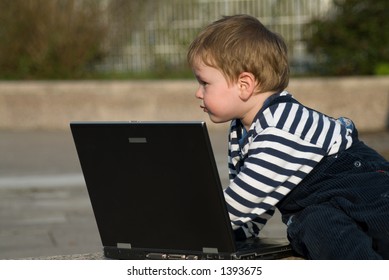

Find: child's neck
<box><xmin>240</xmin><ymin>91</ymin><xmax>275</xmax><ymax>131</ymax></box>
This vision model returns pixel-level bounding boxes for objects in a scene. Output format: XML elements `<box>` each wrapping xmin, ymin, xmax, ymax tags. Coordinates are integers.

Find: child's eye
<box><xmin>195</xmin><ymin>75</ymin><xmax>208</xmax><ymax>87</ymax></box>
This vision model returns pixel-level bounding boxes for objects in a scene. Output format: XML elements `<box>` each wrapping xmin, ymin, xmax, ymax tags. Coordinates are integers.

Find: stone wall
<box><xmin>0</xmin><ymin>77</ymin><xmax>388</xmax><ymax>132</ymax></box>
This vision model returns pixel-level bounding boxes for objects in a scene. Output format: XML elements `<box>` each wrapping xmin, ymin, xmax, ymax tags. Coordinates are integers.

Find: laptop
<box><xmin>70</xmin><ymin>121</ymin><xmax>293</xmax><ymax>260</ymax></box>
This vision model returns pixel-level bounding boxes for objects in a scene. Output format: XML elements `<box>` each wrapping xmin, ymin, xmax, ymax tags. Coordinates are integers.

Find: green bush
<box><xmin>0</xmin><ymin>0</ymin><xmax>108</xmax><ymax>79</ymax></box>
<box><xmin>305</xmin><ymin>0</ymin><xmax>389</xmax><ymax>76</ymax></box>
<box><xmin>375</xmin><ymin>63</ymin><xmax>389</xmax><ymax>75</ymax></box>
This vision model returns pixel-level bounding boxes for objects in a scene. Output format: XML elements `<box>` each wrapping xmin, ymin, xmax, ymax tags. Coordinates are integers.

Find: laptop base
<box><xmin>104</xmin><ymin>238</ymin><xmax>294</xmax><ymax>260</ymax></box>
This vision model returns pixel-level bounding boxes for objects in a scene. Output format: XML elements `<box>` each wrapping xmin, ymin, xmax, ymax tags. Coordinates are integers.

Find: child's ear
<box><xmin>237</xmin><ymin>72</ymin><xmax>257</xmax><ymax>101</ymax></box>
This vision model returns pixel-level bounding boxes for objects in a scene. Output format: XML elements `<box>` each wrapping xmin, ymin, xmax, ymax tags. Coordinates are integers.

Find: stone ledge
<box><xmin>24</xmin><ymin>252</ymin><xmax>107</xmax><ymax>260</ymax></box>
<box><xmin>0</xmin><ymin>77</ymin><xmax>388</xmax><ymax>132</ymax></box>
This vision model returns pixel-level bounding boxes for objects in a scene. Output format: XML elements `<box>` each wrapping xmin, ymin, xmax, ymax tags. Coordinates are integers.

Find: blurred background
<box><xmin>1</xmin><ymin>0</ymin><xmax>389</xmax><ymax>79</ymax></box>
<box><xmin>0</xmin><ymin>0</ymin><xmax>388</xmax><ymax>259</ymax></box>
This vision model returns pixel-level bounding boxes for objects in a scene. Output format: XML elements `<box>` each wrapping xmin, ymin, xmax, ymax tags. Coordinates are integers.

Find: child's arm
<box><xmin>225</xmin><ymin>127</ymin><xmax>326</xmax><ymax>238</ymax></box>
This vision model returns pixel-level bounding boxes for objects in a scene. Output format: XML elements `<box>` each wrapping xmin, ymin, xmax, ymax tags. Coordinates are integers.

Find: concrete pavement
<box><xmin>1</xmin><ymin>128</ymin><xmax>389</xmax><ymax>259</ymax></box>
<box><xmin>0</xmin><ymin>130</ymin><xmax>99</xmax><ymax>259</ymax></box>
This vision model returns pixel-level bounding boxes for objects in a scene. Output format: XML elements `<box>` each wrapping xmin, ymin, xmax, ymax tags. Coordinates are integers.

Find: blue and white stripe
<box><xmin>225</xmin><ymin>91</ymin><xmax>354</xmax><ymax>238</ymax></box>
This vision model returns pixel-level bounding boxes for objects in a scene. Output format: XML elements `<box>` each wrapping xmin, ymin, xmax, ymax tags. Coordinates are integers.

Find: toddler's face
<box><xmin>192</xmin><ymin>60</ymin><xmax>242</xmax><ymax>124</ymax></box>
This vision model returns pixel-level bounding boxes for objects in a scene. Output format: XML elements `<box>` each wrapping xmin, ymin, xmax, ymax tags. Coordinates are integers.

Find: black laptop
<box><xmin>70</xmin><ymin>121</ymin><xmax>293</xmax><ymax>260</ymax></box>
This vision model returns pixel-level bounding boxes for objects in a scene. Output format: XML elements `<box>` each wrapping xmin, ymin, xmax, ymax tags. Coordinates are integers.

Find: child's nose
<box><xmin>195</xmin><ymin>87</ymin><xmax>203</xmax><ymax>99</ymax></box>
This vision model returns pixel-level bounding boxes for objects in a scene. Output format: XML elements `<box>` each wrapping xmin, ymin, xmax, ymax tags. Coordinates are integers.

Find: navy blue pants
<box><xmin>278</xmin><ymin>140</ymin><xmax>389</xmax><ymax>259</ymax></box>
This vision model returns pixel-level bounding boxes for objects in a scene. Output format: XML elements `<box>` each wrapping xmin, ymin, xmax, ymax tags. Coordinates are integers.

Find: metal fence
<box><xmin>98</xmin><ymin>0</ymin><xmax>333</xmax><ymax>73</ymax></box>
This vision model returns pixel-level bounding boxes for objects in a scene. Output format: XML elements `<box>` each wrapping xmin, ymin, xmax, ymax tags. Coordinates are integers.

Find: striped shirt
<box><xmin>225</xmin><ymin>91</ymin><xmax>354</xmax><ymax>239</ymax></box>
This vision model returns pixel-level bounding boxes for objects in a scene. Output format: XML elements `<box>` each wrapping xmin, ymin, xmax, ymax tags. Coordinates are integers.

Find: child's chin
<box><xmin>209</xmin><ymin>116</ymin><xmax>230</xmax><ymax>124</ymax></box>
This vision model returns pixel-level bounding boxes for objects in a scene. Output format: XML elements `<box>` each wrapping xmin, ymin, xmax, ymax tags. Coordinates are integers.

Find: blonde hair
<box><xmin>187</xmin><ymin>15</ymin><xmax>289</xmax><ymax>93</ymax></box>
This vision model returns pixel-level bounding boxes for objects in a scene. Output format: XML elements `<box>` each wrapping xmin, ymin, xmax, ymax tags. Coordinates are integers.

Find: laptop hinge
<box><xmin>203</xmin><ymin>247</ymin><xmax>218</xmax><ymax>254</ymax></box>
<box><xmin>117</xmin><ymin>243</ymin><xmax>132</xmax><ymax>249</ymax></box>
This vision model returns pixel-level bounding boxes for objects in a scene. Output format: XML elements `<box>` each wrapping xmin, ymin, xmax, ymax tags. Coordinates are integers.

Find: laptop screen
<box><xmin>71</xmin><ymin>122</ymin><xmax>237</xmax><ymax>254</ymax></box>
